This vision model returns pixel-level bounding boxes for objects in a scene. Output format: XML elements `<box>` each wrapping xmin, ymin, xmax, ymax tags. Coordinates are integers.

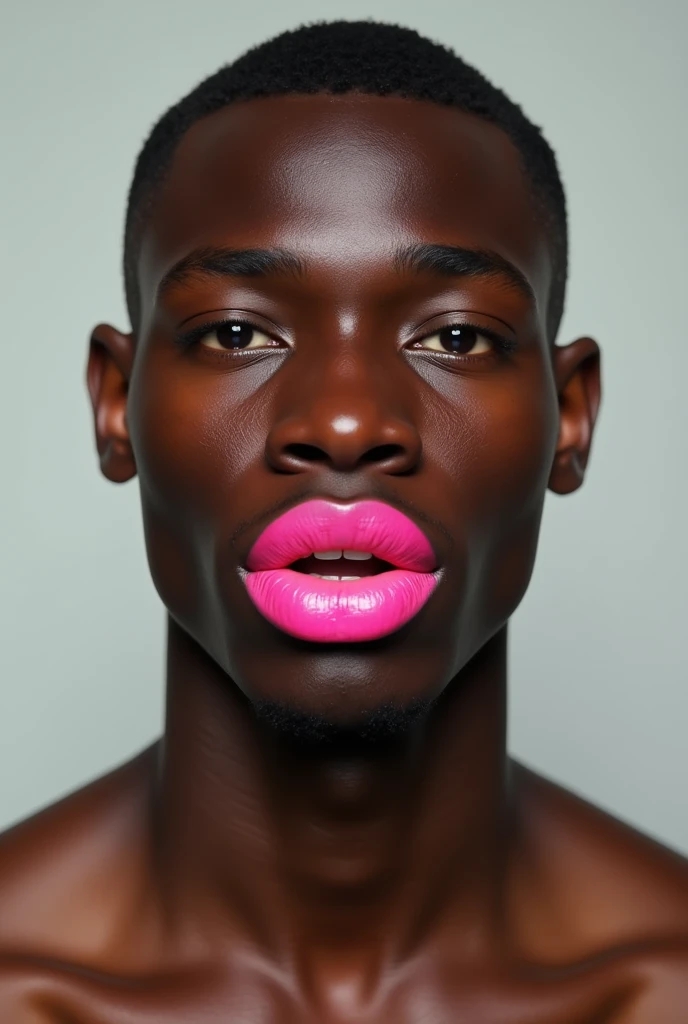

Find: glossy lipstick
<box><xmin>243</xmin><ymin>500</ymin><xmax>439</xmax><ymax>643</ymax></box>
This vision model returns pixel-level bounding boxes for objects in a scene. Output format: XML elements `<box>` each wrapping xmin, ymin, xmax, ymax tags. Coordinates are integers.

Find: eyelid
<box><xmin>176</xmin><ymin>306</ymin><xmax>286</xmax><ymax>334</ymax></box>
<box><xmin>175</xmin><ymin>314</ymin><xmax>287</xmax><ymax>350</ymax></box>
<box><xmin>408</xmin><ymin>309</ymin><xmax>516</xmax><ymax>339</ymax></box>
<box><xmin>174</xmin><ymin>312</ymin><xmax>518</xmax><ymax>355</ymax></box>
<box><xmin>407</xmin><ymin>319</ymin><xmax>517</xmax><ymax>355</ymax></box>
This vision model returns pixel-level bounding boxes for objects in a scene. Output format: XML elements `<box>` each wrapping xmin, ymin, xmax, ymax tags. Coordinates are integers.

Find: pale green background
<box><xmin>2</xmin><ymin>0</ymin><xmax>686</xmax><ymax>850</ymax></box>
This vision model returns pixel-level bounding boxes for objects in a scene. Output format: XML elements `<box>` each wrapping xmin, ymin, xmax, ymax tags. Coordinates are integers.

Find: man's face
<box><xmin>94</xmin><ymin>94</ymin><xmax>593</xmax><ymax>723</ymax></box>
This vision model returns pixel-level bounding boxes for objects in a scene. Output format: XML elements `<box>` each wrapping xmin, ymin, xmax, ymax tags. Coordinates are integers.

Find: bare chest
<box><xmin>1</xmin><ymin>957</ymin><xmax>639</xmax><ymax>1024</ymax></box>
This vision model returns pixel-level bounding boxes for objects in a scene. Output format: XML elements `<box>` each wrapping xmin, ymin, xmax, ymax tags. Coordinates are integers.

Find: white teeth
<box><xmin>312</xmin><ymin>549</ymin><xmax>373</xmax><ymax>561</ymax></box>
<box><xmin>309</xmin><ymin>574</ymin><xmax>361</xmax><ymax>581</ymax></box>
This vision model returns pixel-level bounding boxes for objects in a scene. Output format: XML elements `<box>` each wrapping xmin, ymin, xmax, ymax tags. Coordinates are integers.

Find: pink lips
<box><xmin>243</xmin><ymin>500</ymin><xmax>439</xmax><ymax>643</ymax></box>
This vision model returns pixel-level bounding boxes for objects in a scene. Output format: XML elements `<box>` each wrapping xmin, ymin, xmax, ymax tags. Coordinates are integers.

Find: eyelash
<box><xmin>174</xmin><ymin>317</ymin><xmax>518</xmax><ymax>361</ymax></box>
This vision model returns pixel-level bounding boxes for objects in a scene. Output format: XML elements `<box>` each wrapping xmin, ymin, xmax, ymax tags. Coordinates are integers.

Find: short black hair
<box><xmin>124</xmin><ymin>20</ymin><xmax>567</xmax><ymax>341</ymax></box>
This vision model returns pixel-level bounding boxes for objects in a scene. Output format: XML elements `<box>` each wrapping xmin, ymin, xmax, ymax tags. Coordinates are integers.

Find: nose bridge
<box><xmin>309</xmin><ymin>340</ymin><xmax>398</xmax><ymax>415</ymax></box>
<box><xmin>265</xmin><ymin>337</ymin><xmax>421</xmax><ymax>474</ymax></box>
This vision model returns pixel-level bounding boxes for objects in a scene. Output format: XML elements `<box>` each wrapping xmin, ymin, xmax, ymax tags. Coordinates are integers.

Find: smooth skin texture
<box><xmin>1</xmin><ymin>94</ymin><xmax>687</xmax><ymax>1021</ymax></box>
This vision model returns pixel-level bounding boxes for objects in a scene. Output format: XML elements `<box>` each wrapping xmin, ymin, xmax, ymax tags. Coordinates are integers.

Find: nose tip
<box><xmin>265</xmin><ymin>399</ymin><xmax>422</xmax><ymax>476</ymax></box>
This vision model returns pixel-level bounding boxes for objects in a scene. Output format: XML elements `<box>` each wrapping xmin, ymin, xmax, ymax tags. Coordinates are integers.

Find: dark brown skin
<box><xmin>2</xmin><ymin>94</ymin><xmax>687</xmax><ymax>1022</ymax></box>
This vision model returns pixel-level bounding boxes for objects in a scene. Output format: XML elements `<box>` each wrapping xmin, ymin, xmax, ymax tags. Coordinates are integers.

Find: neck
<box><xmin>152</xmin><ymin>618</ymin><xmax>514</xmax><ymax>976</ymax></box>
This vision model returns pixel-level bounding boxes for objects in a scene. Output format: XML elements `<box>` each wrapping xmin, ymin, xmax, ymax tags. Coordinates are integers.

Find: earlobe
<box><xmin>86</xmin><ymin>323</ymin><xmax>137</xmax><ymax>483</ymax></box>
<box><xmin>548</xmin><ymin>336</ymin><xmax>602</xmax><ymax>495</ymax></box>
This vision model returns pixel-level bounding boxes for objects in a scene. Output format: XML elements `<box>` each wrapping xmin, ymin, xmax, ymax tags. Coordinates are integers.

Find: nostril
<box><xmin>361</xmin><ymin>444</ymin><xmax>406</xmax><ymax>464</ymax></box>
<box><xmin>283</xmin><ymin>443</ymin><xmax>329</xmax><ymax>463</ymax></box>
<box><xmin>282</xmin><ymin>441</ymin><xmax>409</xmax><ymax>470</ymax></box>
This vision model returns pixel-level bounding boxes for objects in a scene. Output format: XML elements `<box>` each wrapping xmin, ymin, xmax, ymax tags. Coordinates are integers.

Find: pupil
<box><xmin>440</xmin><ymin>326</ymin><xmax>476</xmax><ymax>354</ymax></box>
<box><xmin>216</xmin><ymin>323</ymin><xmax>253</xmax><ymax>349</ymax></box>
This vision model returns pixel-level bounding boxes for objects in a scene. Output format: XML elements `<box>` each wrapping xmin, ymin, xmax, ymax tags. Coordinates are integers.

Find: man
<box><xmin>1</xmin><ymin>19</ymin><xmax>687</xmax><ymax>1022</ymax></box>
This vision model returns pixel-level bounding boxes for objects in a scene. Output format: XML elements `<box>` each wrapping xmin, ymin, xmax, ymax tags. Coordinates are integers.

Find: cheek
<box><xmin>125</xmin><ymin>351</ymin><xmax>273</xmax><ymax>629</ymax></box>
<box><xmin>428</xmin><ymin>361</ymin><xmax>559</xmax><ymax>640</ymax></box>
<box><xmin>470</xmin><ymin>376</ymin><xmax>558</xmax><ymax>514</ymax></box>
<box><xmin>464</xmin><ymin>366</ymin><xmax>559</xmax><ymax>630</ymax></box>
<box><xmin>129</xmin><ymin>357</ymin><xmax>261</xmax><ymax>510</ymax></box>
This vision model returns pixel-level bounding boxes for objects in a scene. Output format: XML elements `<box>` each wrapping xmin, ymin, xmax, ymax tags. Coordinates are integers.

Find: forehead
<box><xmin>138</xmin><ymin>94</ymin><xmax>551</xmax><ymax>320</ymax></box>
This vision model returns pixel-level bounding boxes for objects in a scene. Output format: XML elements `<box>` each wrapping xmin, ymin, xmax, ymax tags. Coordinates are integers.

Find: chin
<box><xmin>250</xmin><ymin>694</ymin><xmax>437</xmax><ymax>752</ymax></box>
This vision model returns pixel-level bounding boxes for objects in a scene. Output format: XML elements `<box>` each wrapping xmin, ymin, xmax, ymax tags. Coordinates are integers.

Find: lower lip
<box><xmin>244</xmin><ymin>568</ymin><xmax>439</xmax><ymax>643</ymax></box>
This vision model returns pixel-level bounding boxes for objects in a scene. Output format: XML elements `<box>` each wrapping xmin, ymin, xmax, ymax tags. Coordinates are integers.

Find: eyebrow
<box><xmin>158</xmin><ymin>245</ymin><xmax>307</xmax><ymax>297</ymax></box>
<box><xmin>392</xmin><ymin>242</ymin><xmax>536</xmax><ymax>304</ymax></box>
<box><xmin>157</xmin><ymin>241</ymin><xmax>535</xmax><ymax>305</ymax></box>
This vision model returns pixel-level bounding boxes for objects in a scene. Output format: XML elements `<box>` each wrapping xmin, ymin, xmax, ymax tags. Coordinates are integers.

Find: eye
<box><xmin>194</xmin><ymin>321</ymin><xmax>278</xmax><ymax>351</ymax></box>
<box><xmin>414</xmin><ymin>324</ymin><xmax>494</xmax><ymax>357</ymax></box>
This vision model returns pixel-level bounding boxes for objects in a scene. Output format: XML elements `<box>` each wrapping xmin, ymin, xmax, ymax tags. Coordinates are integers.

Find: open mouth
<box><xmin>243</xmin><ymin>499</ymin><xmax>439</xmax><ymax>643</ymax></box>
<box><xmin>288</xmin><ymin>551</ymin><xmax>395</xmax><ymax>580</ymax></box>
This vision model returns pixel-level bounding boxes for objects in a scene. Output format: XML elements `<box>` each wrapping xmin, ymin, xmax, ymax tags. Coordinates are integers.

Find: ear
<box><xmin>86</xmin><ymin>323</ymin><xmax>137</xmax><ymax>483</ymax></box>
<box><xmin>548</xmin><ymin>336</ymin><xmax>602</xmax><ymax>495</ymax></box>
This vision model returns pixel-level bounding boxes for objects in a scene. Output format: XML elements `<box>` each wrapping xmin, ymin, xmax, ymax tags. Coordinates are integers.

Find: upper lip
<box><xmin>245</xmin><ymin>498</ymin><xmax>438</xmax><ymax>573</ymax></box>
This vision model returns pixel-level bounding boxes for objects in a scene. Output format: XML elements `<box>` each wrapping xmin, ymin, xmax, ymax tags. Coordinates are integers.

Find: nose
<box><xmin>265</xmin><ymin>380</ymin><xmax>422</xmax><ymax>477</ymax></box>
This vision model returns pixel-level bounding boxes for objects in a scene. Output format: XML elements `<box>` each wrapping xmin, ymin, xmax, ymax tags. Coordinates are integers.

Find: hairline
<box><xmin>124</xmin><ymin>91</ymin><xmax>565</xmax><ymax>342</ymax></box>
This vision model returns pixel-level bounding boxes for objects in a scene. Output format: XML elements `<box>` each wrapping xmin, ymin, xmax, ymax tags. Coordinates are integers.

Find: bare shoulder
<box><xmin>0</xmin><ymin>745</ymin><xmax>157</xmax><ymax>966</ymax></box>
<box><xmin>513</xmin><ymin>760</ymin><xmax>688</xmax><ymax>1016</ymax></box>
